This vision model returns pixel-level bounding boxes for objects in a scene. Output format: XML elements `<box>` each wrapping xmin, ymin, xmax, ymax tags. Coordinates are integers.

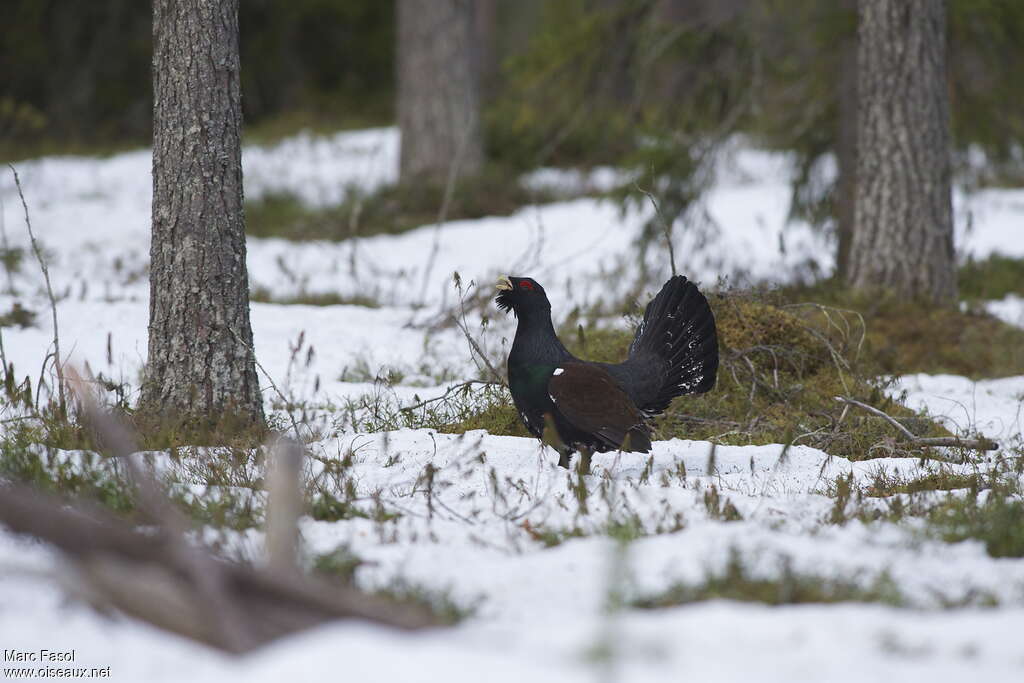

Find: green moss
<box><xmin>653</xmin><ymin>293</ymin><xmax>946</xmax><ymax>460</ymax></box>
<box><xmin>312</xmin><ymin>544</ymin><xmax>364</xmax><ymax>584</ymax></box>
<box><xmin>632</xmin><ymin>548</ymin><xmax>907</xmax><ymax>608</ymax></box>
<box><xmin>959</xmin><ymin>254</ymin><xmax>1024</xmax><ymax>301</ymax></box>
<box><xmin>310</xmin><ymin>491</ymin><xmax>399</xmax><ymax>523</ymax></box>
<box><xmin>0</xmin><ymin>302</ymin><xmax>36</xmax><ymax>328</ymax></box>
<box><xmin>782</xmin><ymin>279</ymin><xmax>1024</xmax><ymax>379</ymax></box>
<box><xmin>250</xmin><ymin>287</ymin><xmax>380</xmax><ymax>308</ymax></box>
<box><xmin>443</xmin><ymin>401</ymin><xmax>531</xmax><ymax>438</ymax></box>
<box><xmin>245</xmin><ymin>165</ymin><xmax>570</xmax><ymax>242</ymax></box>
<box><xmin>563</xmin><ymin>325</ymin><xmax>634</xmax><ymax>364</ymax></box>
<box><xmin>0</xmin><ymin>425</ymin><xmax>134</xmax><ymax>514</ymax></box>
<box><xmin>865</xmin><ymin>471</ymin><xmax>984</xmax><ymax>497</ymax></box>
<box><xmin>0</xmin><ymin>246</ymin><xmax>24</xmax><ymax>275</ymax></box>
<box><xmin>927</xmin><ymin>481</ymin><xmax>1024</xmax><ymax>558</ymax></box>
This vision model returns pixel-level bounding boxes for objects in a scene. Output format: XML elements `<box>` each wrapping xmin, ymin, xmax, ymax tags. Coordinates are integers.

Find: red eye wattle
<box><xmin>519</xmin><ymin>281</ymin><xmax>534</xmax><ymax>291</ymax></box>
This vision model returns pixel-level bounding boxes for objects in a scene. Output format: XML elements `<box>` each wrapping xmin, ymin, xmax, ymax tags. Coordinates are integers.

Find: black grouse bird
<box><xmin>496</xmin><ymin>275</ymin><xmax>718</xmax><ymax>473</ymax></box>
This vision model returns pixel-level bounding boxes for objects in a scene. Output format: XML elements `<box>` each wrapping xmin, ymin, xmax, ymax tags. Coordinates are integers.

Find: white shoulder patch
<box><xmin>553</xmin><ymin>368</ymin><xmax>564</xmax><ymax>376</ymax></box>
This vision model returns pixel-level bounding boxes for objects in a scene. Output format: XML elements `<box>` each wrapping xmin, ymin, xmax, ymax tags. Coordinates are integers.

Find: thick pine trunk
<box><xmin>397</xmin><ymin>0</ymin><xmax>483</xmax><ymax>183</ymax></box>
<box><xmin>847</xmin><ymin>0</ymin><xmax>956</xmax><ymax>303</ymax></box>
<box><xmin>141</xmin><ymin>0</ymin><xmax>264</xmax><ymax>431</ymax></box>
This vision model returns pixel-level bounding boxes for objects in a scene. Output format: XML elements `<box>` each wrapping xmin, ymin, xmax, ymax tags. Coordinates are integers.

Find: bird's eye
<box><xmin>519</xmin><ymin>281</ymin><xmax>534</xmax><ymax>291</ymax></box>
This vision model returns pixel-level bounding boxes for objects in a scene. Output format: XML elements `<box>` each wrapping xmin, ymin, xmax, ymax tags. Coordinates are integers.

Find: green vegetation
<box><xmin>782</xmin><ymin>278</ymin><xmax>1024</xmax><ymax>378</ymax></box>
<box><xmin>372</xmin><ymin>579</ymin><xmax>477</xmax><ymax>626</ymax></box>
<box><xmin>245</xmin><ymin>165</ymin><xmax>569</xmax><ymax>242</ymax></box>
<box><xmin>863</xmin><ymin>470</ymin><xmax>984</xmax><ymax>497</ymax></box>
<box><xmin>0</xmin><ymin>302</ymin><xmax>35</xmax><ymax>328</ymax></box>
<box><xmin>250</xmin><ymin>286</ymin><xmax>380</xmax><ymax>308</ymax></box>
<box><xmin>311</xmin><ymin>544</ymin><xmax>475</xmax><ymax>624</ymax></box>
<box><xmin>442</xmin><ymin>398</ymin><xmax>530</xmax><ymax>438</ymax></box>
<box><xmin>631</xmin><ymin>549</ymin><xmax>907</xmax><ymax>609</ymax></box>
<box><xmin>823</xmin><ymin>466</ymin><xmax>1024</xmax><ymax>561</ymax></box>
<box><xmin>312</xmin><ymin>544</ymin><xmax>364</xmax><ymax>583</ymax></box>
<box><xmin>959</xmin><ymin>254</ymin><xmax>1024</xmax><ymax>302</ymax></box>
<box><xmin>927</xmin><ymin>479</ymin><xmax>1024</xmax><ymax>558</ymax></box>
<box><xmin>0</xmin><ymin>425</ymin><xmax>134</xmax><ymax>514</ymax></box>
<box><xmin>309</xmin><ymin>491</ymin><xmax>399</xmax><ymax>523</ymax></box>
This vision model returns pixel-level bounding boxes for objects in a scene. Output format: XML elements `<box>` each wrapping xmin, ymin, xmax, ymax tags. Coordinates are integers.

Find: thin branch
<box><xmin>834</xmin><ymin>396</ymin><xmax>916</xmax><ymax>439</ymax></box>
<box><xmin>400</xmin><ymin>379</ymin><xmax>502</xmax><ymax>413</ymax></box>
<box><xmin>229</xmin><ymin>328</ymin><xmax>303</xmax><ymax>442</ymax></box>
<box><xmin>9</xmin><ymin>164</ymin><xmax>64</xmax><ymax>411</ymax></box>
<box><xmin>634</xmin><ymin>181</ymin><xmax>677</xmax><ymax>277</ymax></box>
<box><xmin>454</xmin><ymin>278</ymin><xmax>505</xmax><ymax>385</ymax></box>
<box><xmin>835</xmin><ymin>396</ymin><xmax>998</xmax><ymax>452</ymax></box>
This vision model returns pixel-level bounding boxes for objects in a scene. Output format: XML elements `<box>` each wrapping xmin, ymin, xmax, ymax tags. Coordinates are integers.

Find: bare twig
<box><xmin>9</xmin><ymin>164</ymin><xmax>64</xmax><ymax>411</ymax></box>
<box><xmin>835</xmin><ymin>396</ymin><xmax>998</xmax><ymax>452</ymax></box>
<box><xmin>400</xmin><ymin>379</ymin><xmax>502</xmax><ymax>413</ymax></box>
<box><xmin>453</xmin><ymin>277</ymin><xmax>505</xmax><ymax>385</ymax></box>
<box><xmin>228</xmin><ymin>328</ymin><xmax>303</xmax><ymax>442</ymax></box>
<box><xmin>634</xmin><ymin>181</ymin><xmax>677</xmax><ymax>277</ymax></box>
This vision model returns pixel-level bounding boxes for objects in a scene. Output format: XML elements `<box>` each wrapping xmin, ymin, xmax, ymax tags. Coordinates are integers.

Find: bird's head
<box><xmin>495</xmin><ymin>276</ymin><xmax>551</xmax><ymax>317</ymax></box>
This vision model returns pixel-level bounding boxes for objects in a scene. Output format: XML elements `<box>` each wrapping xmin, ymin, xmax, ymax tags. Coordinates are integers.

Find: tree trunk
<box><xmin>475</xmin><ymin>0</ymin><xmax>499</xmax><ymax>102</ymax></box>
<box><xmin>847</xmin><ymin>0</ymin><xmax>956</xmax><ymax>303</ymax></box>
<box><xmin>141</xmin><ymin>0</ymin><xmax>264</xmax><ymax>432</ymax></box>
<box><xmin>397</xmin><ymin>0</ymin><xmax>483</xmax><ymax>183</ymax></box>
<box><xmin>834</xmin><ymin>1</ymin><xmax>857</xmax><ymax>280</ymax></box>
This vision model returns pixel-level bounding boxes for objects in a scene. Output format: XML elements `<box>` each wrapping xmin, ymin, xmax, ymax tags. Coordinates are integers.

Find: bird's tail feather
<box><xmin>628</xmin><ymin>275</ymin><xmax>718</xmax><ymax>415</ymax></box>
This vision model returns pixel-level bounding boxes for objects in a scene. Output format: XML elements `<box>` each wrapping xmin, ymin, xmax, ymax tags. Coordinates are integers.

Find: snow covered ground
<box><xmin>1</xmin><ymin>128</ymin><xmax>1023</xmax><ymax>681</ymax></box>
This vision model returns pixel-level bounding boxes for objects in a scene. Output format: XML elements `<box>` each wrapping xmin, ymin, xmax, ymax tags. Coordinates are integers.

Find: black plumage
<box><xmin>496</xmin><ymin>275</ymin><xmax>718</xmax><ymax>472</ymax></box>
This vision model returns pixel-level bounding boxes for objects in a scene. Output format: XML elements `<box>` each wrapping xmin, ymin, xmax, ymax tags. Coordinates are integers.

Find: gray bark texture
<box><xmin>397</xmin><ymin>0</ymin><xmax>484</xmax><ymax>183</ymax></box>
<box><xmin>847</xmin><ymin>0</ymin><xmax>956</xmax><ymax>303</ymax></box>
<box><xmin>141</xmin><ymin>0</ymin><xmax>264</xmax><ymax>429</ymax></box>
<box><xmin>835</xmin><ymin>0</ymin><xmax>858</xmax><ymax>279</ymax></box>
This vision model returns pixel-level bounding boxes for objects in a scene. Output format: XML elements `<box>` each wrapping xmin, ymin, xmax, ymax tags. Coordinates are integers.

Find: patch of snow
<box><xmin>987</xmin><ymin>294</ymin><xmax>1024</xmax><ymax>329</ymax></box>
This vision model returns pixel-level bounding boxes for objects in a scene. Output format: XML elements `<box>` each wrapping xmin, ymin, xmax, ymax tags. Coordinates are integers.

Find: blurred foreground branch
<box><xmin>0</xmin><ymin>372</ymin><xmax>437</xmax><ymax>654</ymax></box>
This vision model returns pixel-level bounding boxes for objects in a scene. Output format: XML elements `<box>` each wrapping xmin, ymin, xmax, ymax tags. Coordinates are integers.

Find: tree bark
<box><xmin>834</xmin><ymin>0</ymin><xmax>858</xmax><ymax>280</ymax></box>
<box><xmin>847</xmin><ymin>0</ymin><xmax>956</xmax><ymax>303</ymax></box>
<box><xmin>141</xmin><ymin>0</ymin><xmax>264</xmax><ymax>431</ymax></box>
<box><xmin>397</xmin><ymin>0</ymin><xmax>483</xmax><ymax>183</ymax></box>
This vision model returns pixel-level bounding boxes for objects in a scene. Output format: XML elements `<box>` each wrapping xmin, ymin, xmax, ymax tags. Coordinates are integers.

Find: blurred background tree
<box><xmin>397</xmin><ymin>0</ymin><xmax>483</xmax><ymax>183</ymax></box>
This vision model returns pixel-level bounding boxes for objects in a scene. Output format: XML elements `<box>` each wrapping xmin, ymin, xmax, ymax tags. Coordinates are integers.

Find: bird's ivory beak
<box><xmin>496</xmin><ymin>276</ymin><xmax>513</xmax><ymax>291</ymax></box>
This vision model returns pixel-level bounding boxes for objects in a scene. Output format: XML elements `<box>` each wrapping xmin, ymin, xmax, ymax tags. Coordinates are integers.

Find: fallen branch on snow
<box><xmin>834</xmin><ymin>396</ymin><xmax>998</xmax><ymax>452</ymax></box>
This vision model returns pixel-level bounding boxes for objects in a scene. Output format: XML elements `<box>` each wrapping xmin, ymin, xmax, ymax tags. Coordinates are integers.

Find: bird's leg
<box><xmin>576</xmin><ymin>448</ymin><xmax>592</xmax><ymax>476</ymax></box>
<box><xmin>557</xmin><ymin>450</ymin><xmax>572</xmax><ymax>469</ymax></box>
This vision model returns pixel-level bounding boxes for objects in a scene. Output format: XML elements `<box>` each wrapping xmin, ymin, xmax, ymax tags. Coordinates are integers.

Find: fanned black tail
<box><xmin>627</xmin><ymin>275</ymin><xmax>718</xmax><ymax>415</ymax></box>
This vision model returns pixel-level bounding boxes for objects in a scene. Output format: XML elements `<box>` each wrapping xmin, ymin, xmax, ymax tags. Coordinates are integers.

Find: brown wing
<box><xmin>547</xmin><ymin>362</ymin><xmax>651</xmax><ymax>452</ymax></box>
